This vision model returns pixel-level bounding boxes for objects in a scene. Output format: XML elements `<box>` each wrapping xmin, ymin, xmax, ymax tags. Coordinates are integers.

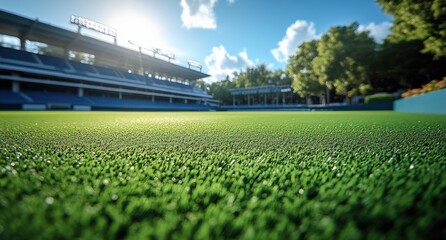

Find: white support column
<box><xmin>78</xmin><ymin>87</ymin><xmax>84</xmax><ymax>97</ymax></box>
<box><xmin>119</xmin><ymin>92</ymin><xmax>122</xmax><ymax>99</ymax></box>
<box><xmin>169</xmin><ymin>97</ymin><xmax>173</xmax><ymax>103</ymax></box>
<box><xmin>152</xmin><ymin>95</ymin><xmax>155</xmax><ymax>102</ymax></box>
<box><xmin>12</xmin><ymin>81</ymin><xmax>20</xmax><ymax>92</ymax></box>
<box><xmin>184</xmin><ymin>99</ymin><xmax>188</xmax><ymax>104</ymax></box>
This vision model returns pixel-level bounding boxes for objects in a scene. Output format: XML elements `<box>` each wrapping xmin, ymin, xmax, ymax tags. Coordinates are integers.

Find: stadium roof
<box><xmin>230</xmin><ymin>85</ymin><xmax>292</xmax><ymax>95</ymax></box>
<box><xmin>0</xmin><ymin>9</ymin><xmax>209</xmax><ymax>81</ymax></box>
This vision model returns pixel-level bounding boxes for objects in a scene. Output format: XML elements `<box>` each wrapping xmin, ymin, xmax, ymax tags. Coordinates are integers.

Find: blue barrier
<box><xmin>220</xmin><ymin>102</ymin><xmax>393</xmax><ymax>111</ymax></box>
<box><xmin>394</xmin><ymin>89</ymin><xmax>446</xmax><ymax>115</ymax></box>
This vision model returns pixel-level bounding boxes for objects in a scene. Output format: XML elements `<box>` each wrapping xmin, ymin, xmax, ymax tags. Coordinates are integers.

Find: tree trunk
<box><xmin>319</xmin><ymin>93</ymin><xmax>326</xmax><ymax>105</ymax></box>
<box><xmin>306</xmin><ymin>96</ymin><xmax>312</xmax><ymax>105</ymax></box>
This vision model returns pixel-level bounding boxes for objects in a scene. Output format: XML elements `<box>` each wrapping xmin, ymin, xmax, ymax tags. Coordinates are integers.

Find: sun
<box><xmin>108</xmin><ymin>9</ymin><xmax>166</xmax><ymax>51</ymax></box>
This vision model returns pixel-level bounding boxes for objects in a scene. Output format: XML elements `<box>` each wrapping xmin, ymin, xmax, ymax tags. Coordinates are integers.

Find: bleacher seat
<box><xmin>23</xmin><ymin>90</ymin><xmax>91</xmax><ymax>105</ymax></box>
<box><xmin>69</xmin><ymin>61</ymin><xmax>97</xmax><ymax>74</ymax></box>
<box><xmin>0</xmin><ymin>90</ymin><xmax>29</xmax><ymax>104</ymax></box>
<box><xmin>94</xmin><ymin>65</ymin><xmax>120</xmax><ymax>78</ymax></box>
<box><xmin>86</xmin><ymin>96</ymin><xmax>157</xmax><ymax>109</ymax></box>
<box><xmin>118</xmin><ymin>71</ymin><xmax>138</xmax><ymax>81</ymax></box>
<box><xmin>0</xmin><ymin>46</ymin><xmax>212</xmax><ymax>110</ymax></box>
<box><xmin>0</xmin><ymin>47</ymin><xmax>38</xmax><ymax>64</ymax></box>
<box><xmin>133</xmin><ymin>74</ymin><xmax>146</xmax><ymax>82</ymax></box>
<box><xmin>85</xmin><ymin>95</ymin><xmax>210</xmax><ymax>110</ymax></box>
<box><xmin>0</xmin><ymin>47</ymin><xmax>206</xmax><ymax>95</ymax></box>
<box><xmin>37</xmin><ymin>54</ymin><xmax>70</xmax><ymax>70</ymax></box>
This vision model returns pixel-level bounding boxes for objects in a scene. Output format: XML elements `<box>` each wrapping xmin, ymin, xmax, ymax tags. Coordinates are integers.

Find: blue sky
<box><xmin>0</xmin><ymin>0</ymin><xmax>392</xmax><ymax>81</ymax></box>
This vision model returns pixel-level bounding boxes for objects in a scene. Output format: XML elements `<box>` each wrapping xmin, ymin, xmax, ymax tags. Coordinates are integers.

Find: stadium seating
<box><xmin>133</xmin><ymin>74</ymin><xmax>146</xmax><ymax>82</ymax></box>
<box><xmin>0</xmin><ymin>46</ymin><xmax>211</xmax><ymax>110</ymax></box>
<box><xmin>118</xmin><ymin>70</ymin><xmax>138</xmax><ymax>81</ymax></box>
<box><xmin>0</xmin><ymin>87</ymin><xmax>209</xmax><ymax>110</ymax></box>
<box><xmin>85</xmin><ymin>95</ymin><xmax>210</xmax><ymax>110</ymax></box>
<box><xmin>93</xmin><ymin>65</ymin><xmax>120</xmax><ymax>78</ymax></box>
<box><xmin>37</xmin><ymin>54</ymin><xmax>71</xmax><ymax>70</ymax></box>
<box><xmin>69</xmin><ymin>61</ymin><xmax>97</xmax><ymax>74</ymax></box>
<box><xmin>0</xmin><ymin>47</ymin><xmax>206</xmax><ymax>94</ymax></box>
<box><xmin>0</xmin><ymin>90</ymin><xmax>29</xmax><ymax>104</ymax></box>
<box><xmin>0</xmin><ymin>47</ymin><xmax>38</xmax><ymax>64</ymax></box>
<box><xmin>22</xmin><ymin>90</ymin><xmax>91</xmax><ymax>105</ymax></box>
<box><xmin>0</xmin><ymin>9</ymin><xmax>215</xmax><ymax>111</ymax></box>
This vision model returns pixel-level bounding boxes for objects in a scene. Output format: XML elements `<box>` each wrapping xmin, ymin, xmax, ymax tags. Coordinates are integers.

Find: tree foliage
<box><xmin>313</xmin><ymin>22</ymin><xmax>376</xmax><ymax>98</ymax></box>
<box><xmin>377</xmin><ymin>0</ymin><xmax>446</xmax><ymax>58</ymax></box>
<box><xmin>209</xmin><ymin>65</ymin><xmax>293</xmax><ymax>104</ymax></box>
<box><xmin>209</xmin><ymin>3</ymin><xmax>446</xmax><ymax>103</ymax></box>
<box><xmin>373</xmin><ymin>39</ymin><xmax>446</xmax><ymax>91</ymax></box>
<box><xmin>287</xmin><ymin>40</ymin><xmax>325</xmax><ymax>100</ymax></box>
<box><xmin>208</xmin><ymin>77</ymin><xmax>234</xmax><ymax>105</ymax></box>
<box><xmin>286</xmin><ymin>23</ymin><xmax>376</xmax><ymax>101</ymax></box>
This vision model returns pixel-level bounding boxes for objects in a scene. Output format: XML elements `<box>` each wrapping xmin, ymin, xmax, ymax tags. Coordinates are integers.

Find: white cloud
<box><xmin>205</xmin><ymin>45</ymin><xmax>254</xmax><ymax>81</ymax></box>
<box><xmin>271</xmin><ymin>20</ymin><xmax>319</xmax><ymax>63</ymax></box>
<box><xmin>226</xmin><ymin>0</ymin><xmax>236</xmax><ymax>5</ymax></box>
<box><xmin>180</xmin><ymin>0</ymin><xmax>218</xmax><ymax>29</ymax></box>
<box><xmin>358</xmin><ymin>22</ymin><xmax>392</xmax><ymax>43</ymax></box>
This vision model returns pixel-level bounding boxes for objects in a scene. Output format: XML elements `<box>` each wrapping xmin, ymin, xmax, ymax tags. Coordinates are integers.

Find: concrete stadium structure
<box><xmin>0</xmin><ymin>10</ymin><xmax>216</xmax><ymax>110</ymax></box>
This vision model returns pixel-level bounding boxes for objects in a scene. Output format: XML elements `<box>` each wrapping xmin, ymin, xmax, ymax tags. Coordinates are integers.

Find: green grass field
<box><xmin>1</xmin><ymin>111</ymin><xmax>445</xmax><ymax>239</ymax></box>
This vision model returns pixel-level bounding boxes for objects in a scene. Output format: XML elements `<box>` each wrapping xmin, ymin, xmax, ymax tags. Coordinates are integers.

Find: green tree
<box><xmin>373</xmin><ymin>39</ymin><xmax>446</xmax><ymax>91</ymax></box>
<box><xmin>287</xmin><ymin>40</ymin><xmax>325</xmax><ymax>104</ymax></box>
<box><xmin>212</xmin><ymin>65</ymin><xmax>296</xmax><ymax>105</ymax></box>
<box><xmin>270</xmin><ymin>69</ymin><xmax>293</xmax><ymax>86</ymax></box>
<box><xmin>313</xmin><ymin>22</ymin><xmax>375</xmax><ymax>101</ymax></box>
<box><xmin>233</xmin><ymin>64</ymin><xmax>271</xmax><ymax>87</ymax></box>
<box><xmin>208</xmin><ymin>77</ymin><xmax>234</xmax><ymax>105</ymax></box>
<box><xmin>377</xmin><ymin>0</ymin><xmax>446</xmax><ymax>58</ymax></box>
<box><xmin>194</xmin><ymin>79</ymin><xmax>209</xmax><ymax>92</ymax></box>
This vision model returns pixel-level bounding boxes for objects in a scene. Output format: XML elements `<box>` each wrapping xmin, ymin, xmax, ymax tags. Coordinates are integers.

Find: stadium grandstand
<box><xmin>0</xmin><ymin>10</ymin><xmax>217</xmax><ymax>111</ymax></box>
<box><xmin>230</xmin><ymin>85</ymin><xmax>294</xmax><ymax>106</ymax></box>
<box><xmin>225</xmin><ymin>85</ymin><xmax>393</xmax><ymax>111</ymax></box>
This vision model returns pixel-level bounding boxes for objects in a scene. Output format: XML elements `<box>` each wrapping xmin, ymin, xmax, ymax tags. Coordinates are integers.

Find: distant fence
<box><xmin>394</xmin><ymin>89</ymin><xmax>446</xmax><ymax>115</ymax></box>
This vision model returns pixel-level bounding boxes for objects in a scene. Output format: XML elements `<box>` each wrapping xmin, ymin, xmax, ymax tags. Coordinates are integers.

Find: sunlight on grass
<box><xmin>0</xmin><ymin>111</ymin><xmax>445</xmax><ymax>239</ymax></box>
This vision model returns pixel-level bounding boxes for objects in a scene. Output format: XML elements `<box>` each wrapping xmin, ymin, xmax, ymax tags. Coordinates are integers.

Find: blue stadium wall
<box><xmin>220</xmin><ymin>103</ymin><xmax>393</xmax><ymax>111</ymax></box>
<box><xmin>394</xmin><ymin>89</ymin><xmax>446</xmax><ymax>115</ymax></box>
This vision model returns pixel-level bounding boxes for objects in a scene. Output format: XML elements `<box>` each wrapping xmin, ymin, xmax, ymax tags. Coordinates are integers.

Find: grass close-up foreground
<box><xmin>0</xmin><ymin>111</ymin><xmax>445</xmax><ymax>239</ymax></box>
